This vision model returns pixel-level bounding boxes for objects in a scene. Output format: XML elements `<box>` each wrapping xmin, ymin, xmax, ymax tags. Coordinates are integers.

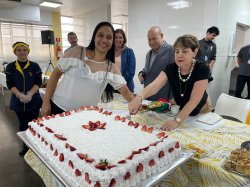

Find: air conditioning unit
<box><xmin>0</xmin><ymin>0</ymin><xmax>21</xmax><ymax>9</ymax></box>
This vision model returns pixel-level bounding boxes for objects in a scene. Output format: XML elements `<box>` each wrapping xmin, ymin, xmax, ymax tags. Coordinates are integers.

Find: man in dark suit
<box><xmin>138</xmin><ymin>26</ymin><xmax>174</xmax><ymax>101</ymax></box>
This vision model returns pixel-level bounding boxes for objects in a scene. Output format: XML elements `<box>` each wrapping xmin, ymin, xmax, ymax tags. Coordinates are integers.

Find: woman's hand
<box><xmin>160</xmin><ymin>119</ymin><xmax>180</xmax><ymax>131</ymax></box>
<box><xmin>40</xmin><ymin>102</ymin><xmax>51</xmax><ymax>117</ymax></box>
<box><xmin>128</xmin><ymin>95</ymin><xmax>142</xmax><ymax>115</ymax></box>
<box><xmin>17</xmin><ymin>93</ymin><xmax>31</xmax><ymax>103</ymax></box>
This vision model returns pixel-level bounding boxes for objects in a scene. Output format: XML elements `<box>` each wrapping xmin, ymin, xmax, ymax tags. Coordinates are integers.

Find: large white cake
<box><xmin>26</xmin><ymin>106</ymin><xmax>181</xmax><ymax>187</ymax></box>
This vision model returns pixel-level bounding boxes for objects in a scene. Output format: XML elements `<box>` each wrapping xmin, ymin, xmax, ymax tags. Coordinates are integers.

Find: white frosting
<box><xmin>26</xmin><ymin>108</ymin><xmax>181</xmax><ymax>187</ymax></box>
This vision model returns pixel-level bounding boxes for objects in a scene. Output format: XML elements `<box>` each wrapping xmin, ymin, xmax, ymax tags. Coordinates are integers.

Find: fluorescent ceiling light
<box><xmin>40</xmin><ymin>1</ymin><xmax>62</xmax><ymax>8</ymax></box>
<box><xmin>167</xmin><ymin>0</ymin><xmax>191</xmax><ymax>9</ymax></box>
<box><xmin>168</xmin><ymin>25</ymin><xmax>179</xmax><ymax>29</ymax></box>
<box><xmin>112</xmin><ymin>23</ymin><xmax>123</xmax><ymax>30</ymax></box>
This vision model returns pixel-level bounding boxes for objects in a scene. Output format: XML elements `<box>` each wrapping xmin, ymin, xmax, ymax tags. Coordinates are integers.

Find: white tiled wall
<box><xmin>214</xmin><ymin>0</ymin><xmax>250</xmax><ymax>103</ymax></box>
<box><xmin>128</xmin><ymin>0</ymin><xmax>250</xmax><ymax>106</ymax></box>
<box><xmin>81</xmin><ymin>6</ymin><xmax>110</xmax><ymax>46</ymax></box>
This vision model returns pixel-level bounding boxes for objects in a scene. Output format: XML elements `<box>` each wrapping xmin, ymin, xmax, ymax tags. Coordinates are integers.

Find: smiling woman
<box><xmin>41</xmin><ymin>21</ymin><xmax>134</xmax><ymax>117</ymax></box>
<box><xmin>129</xmin><ymin>34</ymin><xmax>212</xmax><ymax>131</ymax></box>
<box><xmin>5</xmin><ymin>42</ymin><xmax>42</xmax><ymax>156</ymax></box>
<box><xmin>114</xmin><ymin>29</ymin><xmax>136</xmax><ymax>92</ymax></box>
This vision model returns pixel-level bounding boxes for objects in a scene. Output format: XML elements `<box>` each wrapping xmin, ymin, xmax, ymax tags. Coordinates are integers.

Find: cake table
<box><xmin>18</xmin><ymin>131</ymin><xmax>194</xmax><ymax>187</ymax></box>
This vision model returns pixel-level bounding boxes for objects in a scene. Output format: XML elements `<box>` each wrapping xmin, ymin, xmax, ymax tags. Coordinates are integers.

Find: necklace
<box><xmin>84</xmin><ymin>56</ymin><xmax>107</xmax><ymax>64</ymax></box>
<box><xmin>84</xmin><ymin>50</ymin><xmax>107</xmax><ymax>64</ymax></box>
<box><xmin>179</xmin><ymin>80</ymin><xmax>188</xmax><ymax>97</ymax></box>
<box><xmin>88</xmin><ymin>58</ymin><xmax>107</xmax><ymax>64</ymax></box>
<box><xmin>178</xmin><ymin>60</ymin><xmax>195</xmax><ymax>82</ymax></box>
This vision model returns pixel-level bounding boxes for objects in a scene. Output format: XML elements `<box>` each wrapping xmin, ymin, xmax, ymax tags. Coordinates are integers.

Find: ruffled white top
<box><xmin>52</xmin><ymin>57</ymin><xmax>126</xmax><ymax>111</ymax></box>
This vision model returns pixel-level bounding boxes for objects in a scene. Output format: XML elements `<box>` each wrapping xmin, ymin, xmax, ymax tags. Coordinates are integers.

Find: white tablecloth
<box><xmin>0</xmin><ymin>72</ymin><xmax>7</xmax><ymax>95</ymax></box>
<box><xmin>0</xmin><ymin>73</ymin><xmax>49</xmax><ymax>95</ymax></box>
<box><xmin>0</xmin><ymin>72</ymin><xmax>7</xmax><ymax>88</ymax></box>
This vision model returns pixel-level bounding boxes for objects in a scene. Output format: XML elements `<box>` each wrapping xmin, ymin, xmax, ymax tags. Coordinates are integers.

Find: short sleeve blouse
<box><xmin>164</xmin><ymin>62</ymin><xmax>209</xmax><ymax>116</ymax></box>
<box><xmin>52</xmin><ymin>57</ymin><xmax>126</xmax><ymax>111</ymax></box>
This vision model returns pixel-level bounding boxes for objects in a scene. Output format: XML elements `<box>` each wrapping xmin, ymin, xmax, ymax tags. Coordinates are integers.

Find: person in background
<box><xmin>64</xmin><ymin>32</ymin><xmax>78</xmax><ymax>54</ymax></box>
<box><xmin>129</xmin><ymin>35</ymin><xmax>212</xmax><ymax>131</ymax></box>
<box><xmin>138</xmin><ymin>26</ymin><xmax>174</xmax><ymax>101</ymax></box>
<box><xmin>5</xmin><ymin>42</ymin><xmax>42</xmax><ymax>156</ymax></box>
<box><xmin>40</xmin><ymin>22</ymin><xmax>134</xmax><ymax>116</ymax></box>
<box><xmin>235</xmin><ymin>44</ymin><xmax>250</xmax><ymax>99</ymax></box>
<box><xmin>114</xmin><ymin>29</ymin><xmax>136</xmax><ymax>93</ymax></box>
<box><xmin>195</xmin><ymin>26</ymin><xmax>220</xmax><ymax>81</ymax></box>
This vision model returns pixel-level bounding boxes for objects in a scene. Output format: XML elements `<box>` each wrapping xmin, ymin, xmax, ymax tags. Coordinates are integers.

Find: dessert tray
<box><xmin>222</xmin><ymin>141</ymin><xmax>250</xmax><ymax>179</ymax></box>
<box><xmin>18</xmin><ymin>132</ymin><xmax>194</xmax><ymax>187</ymax></box>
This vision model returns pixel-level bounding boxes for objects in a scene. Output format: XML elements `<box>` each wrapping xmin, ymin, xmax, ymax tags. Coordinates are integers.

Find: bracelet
<box><xmin>174</xmin><ymin>117</ymin><xmax>182</xmax><ymax>124</ymax></box>
<box><xmin>137</xmin><ymin>94</ymin><xmax>144</xmax><ymax>103</ymax></box>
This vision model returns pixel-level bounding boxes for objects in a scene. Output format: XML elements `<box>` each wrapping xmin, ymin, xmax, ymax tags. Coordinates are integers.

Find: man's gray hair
<box><xmin>148</xmin><ymin>26</ymin><xmax>162</xmax><ymax>34</ymax></box>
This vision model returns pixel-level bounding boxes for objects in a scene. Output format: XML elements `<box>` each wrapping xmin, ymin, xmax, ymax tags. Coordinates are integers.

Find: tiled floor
<box><xmin>0</xmin><ymin>89</ymin><xmax>45</xmax><ymax>187</ymax></box>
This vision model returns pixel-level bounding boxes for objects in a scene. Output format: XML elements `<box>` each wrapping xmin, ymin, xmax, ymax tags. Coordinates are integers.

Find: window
<box><xmin>0</xmin><ymin>22</ymin><xmax>52</xmax><ymax>72</ymax></box>
<box><xmin>61</xmin><ymin>16</ymin><xmax>84</xmax><ymax>53</ymax></box>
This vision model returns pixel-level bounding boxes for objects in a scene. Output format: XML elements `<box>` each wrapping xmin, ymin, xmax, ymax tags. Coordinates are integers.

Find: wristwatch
<box><xmin>175</xmin><ymin>117</ymin><xmax>182</xmax><ymax>124</ymax></box>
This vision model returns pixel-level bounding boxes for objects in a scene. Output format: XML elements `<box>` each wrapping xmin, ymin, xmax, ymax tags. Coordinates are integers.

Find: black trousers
<box><xmin>15</xmin><ymin>109</ymin><xmax>40</xmax><ymax>131</ymax></box>
<box><xmin>235</xmin><ymin>75</ymin><xmax>250</xmax><ymax>99</ymax></box>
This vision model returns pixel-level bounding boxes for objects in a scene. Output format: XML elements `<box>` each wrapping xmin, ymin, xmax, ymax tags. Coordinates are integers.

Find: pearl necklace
<box><xmin>179</xmin><ymin>80</ymin><xmax>188</xmax><ymax>97</ymax></box>
<box><xmin>178</xmin><ymin>60</ymin><xmax>195</xmax><ymax>82</ymax></box>
<box><xmin>84</xmin><ymin>56</ymin><xmax>107</xmax><ymax>64</ymax></box>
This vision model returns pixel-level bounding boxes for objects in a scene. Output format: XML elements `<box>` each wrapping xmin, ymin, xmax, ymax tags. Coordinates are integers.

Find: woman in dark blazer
<box><xmin>114</xmin><ymin>29</ymin><xmax>136</xmax><ymax>92</ymax></box>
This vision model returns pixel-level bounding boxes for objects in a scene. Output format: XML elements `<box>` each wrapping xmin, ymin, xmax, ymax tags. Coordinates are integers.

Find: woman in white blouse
<box><xmin>40</xmin><ymin>22</ymin><xmax>134</xmax><ymax>116</ymax></box>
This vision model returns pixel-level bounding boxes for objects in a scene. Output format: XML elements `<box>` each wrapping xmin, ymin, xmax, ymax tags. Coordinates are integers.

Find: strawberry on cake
<box><xmin>26</xmin><ymin>106</ymin><xmax>181</xmax><ymax>187</ymax></box>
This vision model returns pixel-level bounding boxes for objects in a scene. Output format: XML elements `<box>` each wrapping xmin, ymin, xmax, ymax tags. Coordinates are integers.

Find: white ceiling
<box><xmin>0</xmin><ymin>0</ymin><xmax>128</xmax><ymax>23</ymax></box>
<box><xmin>14</xmin><ymin>0</ymin><xmax>112</xmax><ymax>17</ymax></box>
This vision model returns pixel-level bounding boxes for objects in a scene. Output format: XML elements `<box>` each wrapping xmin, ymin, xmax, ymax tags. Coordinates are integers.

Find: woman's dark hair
<box><xmin>115</xmin><ymin>29</ymin><xmax>127</xmax><ymax>48</ymax></box>
<box><xmin>174</xmin><ymin>34</ymin><xmax>199</xmax><ymax>52</ymax></box>
<box><xmin>86</xmin><ymin>21</ymin><xmax>115</xmax><ymax>62</ymax></box>
<box><xmin>86</xmin><ymin>21</ymin><xmax>115</xmax><ymax>102</ymax></box>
